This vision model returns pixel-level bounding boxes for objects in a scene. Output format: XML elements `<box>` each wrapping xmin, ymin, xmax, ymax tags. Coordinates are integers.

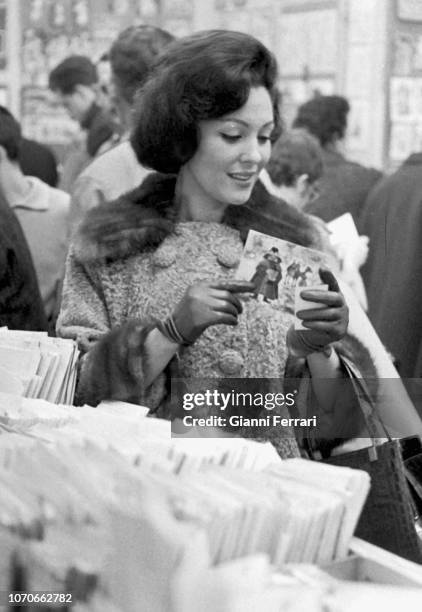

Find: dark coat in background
<box><xmin>19</xmin><ymin>138</ymin><xmax>58</xmax><ymax>188</ymax></box>
<box><xmin>0</xmin><ymin>191</ymin><xmax>48</xmax><ymax>331</ymax></box>
<box><xmin>360</xmin><ymin>152</ymin><xmax>422</xmax><ymax>377</ymax></box>
<box><xmin>305</xmin><ymin>149</ymin><xmax>382</xmax><ymax>224</ymax></box>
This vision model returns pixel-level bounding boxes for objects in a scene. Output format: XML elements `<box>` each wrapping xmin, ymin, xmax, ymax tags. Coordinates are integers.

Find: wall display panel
<box><xmin>348</xmin><ymin>0</ymin><xmax>380</xmax><ymax>43</ymax></box>
<box><xmin>388</xmin><ymin>11</ymin><xmax>422</xmax><ymax>164</ymax></box>
<box><xmin>214</xmin><ymin>0</ymin><xmax>275</xmax><ymax>49</ymax></box>
<box><xmin>347</xmin><ymin>100</ymin><xmax>371</xmax><ymax>152</ymax></box>
<box><xmin>272</xmin><ymin>4</ymin><xmax>337</xmax><ymax>129</ymax></box>
<box><xmin>19</xmin><ymin>0</ymin><xmax>193</xmax><ymax>156</ymax></box>
<box><xmin>277</xmin><ymin>9</ymin><xmax>337</xmax><ymax>77</ymax></box>
<box><xmin>345</xmin><ymin>46</ymin><xmax>373</xmax><ymax>98</ymax></box>
<box><xmin>279</xmin><ymin>77</ymin><xmax>335</xmax><ymax>128</ymax></box>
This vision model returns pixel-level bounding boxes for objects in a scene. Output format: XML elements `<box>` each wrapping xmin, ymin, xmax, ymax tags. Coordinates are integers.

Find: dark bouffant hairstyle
<box><xmin>131</xmin><ymin>30</ymin><xmax>282</xmax><ymax>174</ymax></box>
<box><xmin>0</xmin><ymin>105</ymin><xmax>22</xmax><ymax>161</ymax></box>
<box><xmin>110</xmin><ymin>25</ymin><xmax>175</xmax><ymax>105</ymax></box>
<box><xmin>293</xmin><ymin>95</ymin><xmax>350</xmax><ymax>147</ymax></box>
<box><xmin>49</xmin><ymin>55</ymin><xmax>98</xmax><ymax>94</ymax></box>
<box><xmin>266</xmin><ymin>128</ymin><xmax>323</xmax><ymax>187</ymax></box>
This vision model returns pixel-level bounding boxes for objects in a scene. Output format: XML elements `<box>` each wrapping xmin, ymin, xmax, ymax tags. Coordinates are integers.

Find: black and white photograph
<box><xmin>1</xmin><ymin>1</ymin><xmax>422</xmax><ymax>610</ymax></box>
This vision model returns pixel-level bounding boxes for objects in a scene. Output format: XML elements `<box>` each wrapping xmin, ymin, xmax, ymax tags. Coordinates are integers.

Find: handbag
<box><xmin>307</xmin><ymin>355</ymin><xmax>422</xmax><ymax>564</ymax></box>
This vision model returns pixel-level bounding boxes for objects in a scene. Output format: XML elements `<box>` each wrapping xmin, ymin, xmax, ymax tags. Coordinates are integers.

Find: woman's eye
<box><xmin>258</xmin><ymin>135</ymin><xmax>272</xmax><ymax>144</ymax></box>
<box><xmin>221</xmin><ymin>133</ymin><xmax>241</xmax><ymax>142</ymax></box>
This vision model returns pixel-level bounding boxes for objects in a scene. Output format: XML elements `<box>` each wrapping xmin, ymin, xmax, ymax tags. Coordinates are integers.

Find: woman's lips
<box><xmin>228</xmin><ymin>172</ymin><xmax>256</xmax><ymax>182</ymax></box>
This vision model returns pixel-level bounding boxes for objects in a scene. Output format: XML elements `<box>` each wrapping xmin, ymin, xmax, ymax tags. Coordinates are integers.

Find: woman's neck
<box><xmin>176</xmin><ymin>166</ymin><xmax>226</xmax><ymax>222</ymax></box>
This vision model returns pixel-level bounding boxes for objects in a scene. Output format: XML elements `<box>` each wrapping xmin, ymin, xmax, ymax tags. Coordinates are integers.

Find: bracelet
<box><xmin>298</xmin><ymin>333</ymin><xmax>333</xmax><ymax>356</ymax></box>
<box><xmin>287</xmin><ymin>328</ymin><xmax>333</xmax><ymax>358</ymax></box>
<box><xmin>156</xmin><ymin>315</ymin><xmax>192</xmax><ymax>346</ymax></box>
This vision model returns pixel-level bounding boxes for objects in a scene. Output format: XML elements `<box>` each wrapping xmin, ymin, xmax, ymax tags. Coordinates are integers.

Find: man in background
<box><xmin>261</xmin><ymin>127</ymin><xmax>323</xmax><ymax>211</ymax></box>
<box><xmin>293</xmin><ymin>95</ymin><xmax>382</xmax><ymax>225</ymax></box>
<box><xmin>0</xmin><ymin>106</ymin><xmax>70</xmax><ymax>330</ymax></box>
<box><xmin>49</xmin><ymin>55</ymin><xmax>116</xmax><ymax>191</ymax></box>
<box><xmin>69</xmin><ymin>25</ymin><xmax>174</xmax><ymax>229</ymax></box>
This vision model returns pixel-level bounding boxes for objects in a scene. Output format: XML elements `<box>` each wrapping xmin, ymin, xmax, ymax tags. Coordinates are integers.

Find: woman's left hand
<box><xmin>294</xmin><ymin>268</ymin><xmax>349</xmax><ymax>348</ymax></box>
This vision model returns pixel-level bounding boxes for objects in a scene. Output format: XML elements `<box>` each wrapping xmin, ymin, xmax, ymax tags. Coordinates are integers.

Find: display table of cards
<box><xmin>1</xmin><ymin>394</ymin><xmax>422</xmax><ymax>610</ymax></box>
<box><xmin>0</xmin><ymin>329</ymin><xmax>79</xmax><ymax>404</ymax></box>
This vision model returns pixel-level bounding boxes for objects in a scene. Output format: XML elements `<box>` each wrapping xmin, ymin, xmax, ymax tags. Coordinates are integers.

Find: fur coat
<box><xmin>57</xmin><ymin>173</ymin><xmax>376</xmax><ymax>457</ymax></box>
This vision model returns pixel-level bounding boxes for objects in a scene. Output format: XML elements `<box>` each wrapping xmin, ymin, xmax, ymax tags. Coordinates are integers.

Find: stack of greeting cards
<box><xmin>0</xmin><ymin>329</ymin><xmax>79</xmax><ymax>404</ymax></box>
<box><xmin>0</xmin><ymin>394</ymin><xmax>369</xmax><ymax>612</ymax></box>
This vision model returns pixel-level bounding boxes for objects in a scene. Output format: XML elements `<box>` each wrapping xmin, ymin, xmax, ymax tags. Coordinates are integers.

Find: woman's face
<box><xmin>183</xmin><ymin>86</ymin><xmax>274</xmax><ymax>213</ymax></box>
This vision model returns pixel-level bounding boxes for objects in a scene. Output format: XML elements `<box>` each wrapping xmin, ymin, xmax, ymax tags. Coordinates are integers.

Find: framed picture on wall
<box><xmin>390</xmin><ymin>77</ymin><xmax>415</xmax><ymax>120</ymax></box>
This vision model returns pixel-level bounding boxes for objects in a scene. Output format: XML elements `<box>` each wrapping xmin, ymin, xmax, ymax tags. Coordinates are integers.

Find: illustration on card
<box><xmin>235</xmin><ymin>230</ymin><xmax>334</xmax><ymax>314</ymax></box>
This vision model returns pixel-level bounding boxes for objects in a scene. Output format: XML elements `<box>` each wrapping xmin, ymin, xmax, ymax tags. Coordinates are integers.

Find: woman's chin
<box><xmin>229</xmin><ymin>190</ymin><xmax>253</xmax><ymax>206</ymax></box>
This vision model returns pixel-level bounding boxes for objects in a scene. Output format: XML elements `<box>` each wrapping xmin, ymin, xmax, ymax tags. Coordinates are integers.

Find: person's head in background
<box><xmin>264</xmin><ymin>128</ymin><xmax>323</xmax><ymax>210</ymax></box>
<box><xmin>109</xmin><ymin>25</ymin><xmax>175</xmax><ymax>134</ymax></box>
<box><xmin>293</xmin><ymin>95</ymin><xmax>350</xmax><ymax>152</ymax></box>
<box><xmin>49</xmin><ymin>55</ymin><xmax>100</xmax><ymax>125</ymax></box>
<box><xmin>0</xmin><ymin>106</ymin><xmax>58</xmax><ymax>188</ymax></box>
<box><xmin>0</xmin><ymin>105</ymin><xmax>46</xmax><ymax>201</ymax></box>
<box><xmin>0</xmin><ymin>105</ymin><xmax>24</xmax><ymax>183</ymax></box>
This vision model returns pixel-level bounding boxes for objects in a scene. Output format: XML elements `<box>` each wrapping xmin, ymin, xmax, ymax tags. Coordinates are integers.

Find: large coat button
<box><xmin>218</xmin><ymin>350</ymin><xmax>244</xmax><ymax>375</ymax></box>
<box><xmin>216</xmin><ymin>244</ymin><xmax>241</xmax><ymax>268</ymax></box>
<box><xmin>152</xmin><ymin>245</ymin><xmax>177</xmax><ymax>268</ymax></box>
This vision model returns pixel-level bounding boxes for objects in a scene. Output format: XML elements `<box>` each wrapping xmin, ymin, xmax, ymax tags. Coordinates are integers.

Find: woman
<box><xmin>58</xmin><ymin>31</ymin><xmax>366</xmax><ymax>457</ymax></box>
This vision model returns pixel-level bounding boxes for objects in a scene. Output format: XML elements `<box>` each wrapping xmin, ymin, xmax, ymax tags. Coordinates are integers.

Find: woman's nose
<box><xmin>240</xmin><ymin>138</ymin><xmax>264</xmax><ymax>165</ymax></box>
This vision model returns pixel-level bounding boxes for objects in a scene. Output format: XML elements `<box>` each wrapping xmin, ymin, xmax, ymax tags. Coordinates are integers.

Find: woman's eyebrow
<box><xmin>219</xmin><ymin>118</ymin><xmax>275</xmax><ymax>128</ymax></box>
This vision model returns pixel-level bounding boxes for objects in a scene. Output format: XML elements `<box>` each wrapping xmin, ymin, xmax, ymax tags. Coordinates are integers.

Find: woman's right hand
<box><xmin>172</xmin><ymin>281</ymin><xmax>254</xmax><ymax>344</ymax></box>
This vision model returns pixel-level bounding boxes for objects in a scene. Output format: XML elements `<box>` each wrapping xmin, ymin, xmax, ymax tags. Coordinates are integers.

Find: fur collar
<box><xmin>74</xmin><ymin>172</ymin><xmax>324</xmax><ymax>263</ymax></box>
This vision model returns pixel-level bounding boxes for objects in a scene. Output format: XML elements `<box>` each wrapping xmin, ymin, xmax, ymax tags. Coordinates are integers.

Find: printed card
<box><xmin>235</xmin><ymin>230</ymin><xmax>335</xmax><ymax>318</ymax></box>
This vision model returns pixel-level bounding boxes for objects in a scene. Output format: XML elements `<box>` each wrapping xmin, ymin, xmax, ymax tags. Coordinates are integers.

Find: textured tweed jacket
<box><xmin>57</xmin><ymin>174</ymin><xmax>374</xmax><ymax>457</ymax></box>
